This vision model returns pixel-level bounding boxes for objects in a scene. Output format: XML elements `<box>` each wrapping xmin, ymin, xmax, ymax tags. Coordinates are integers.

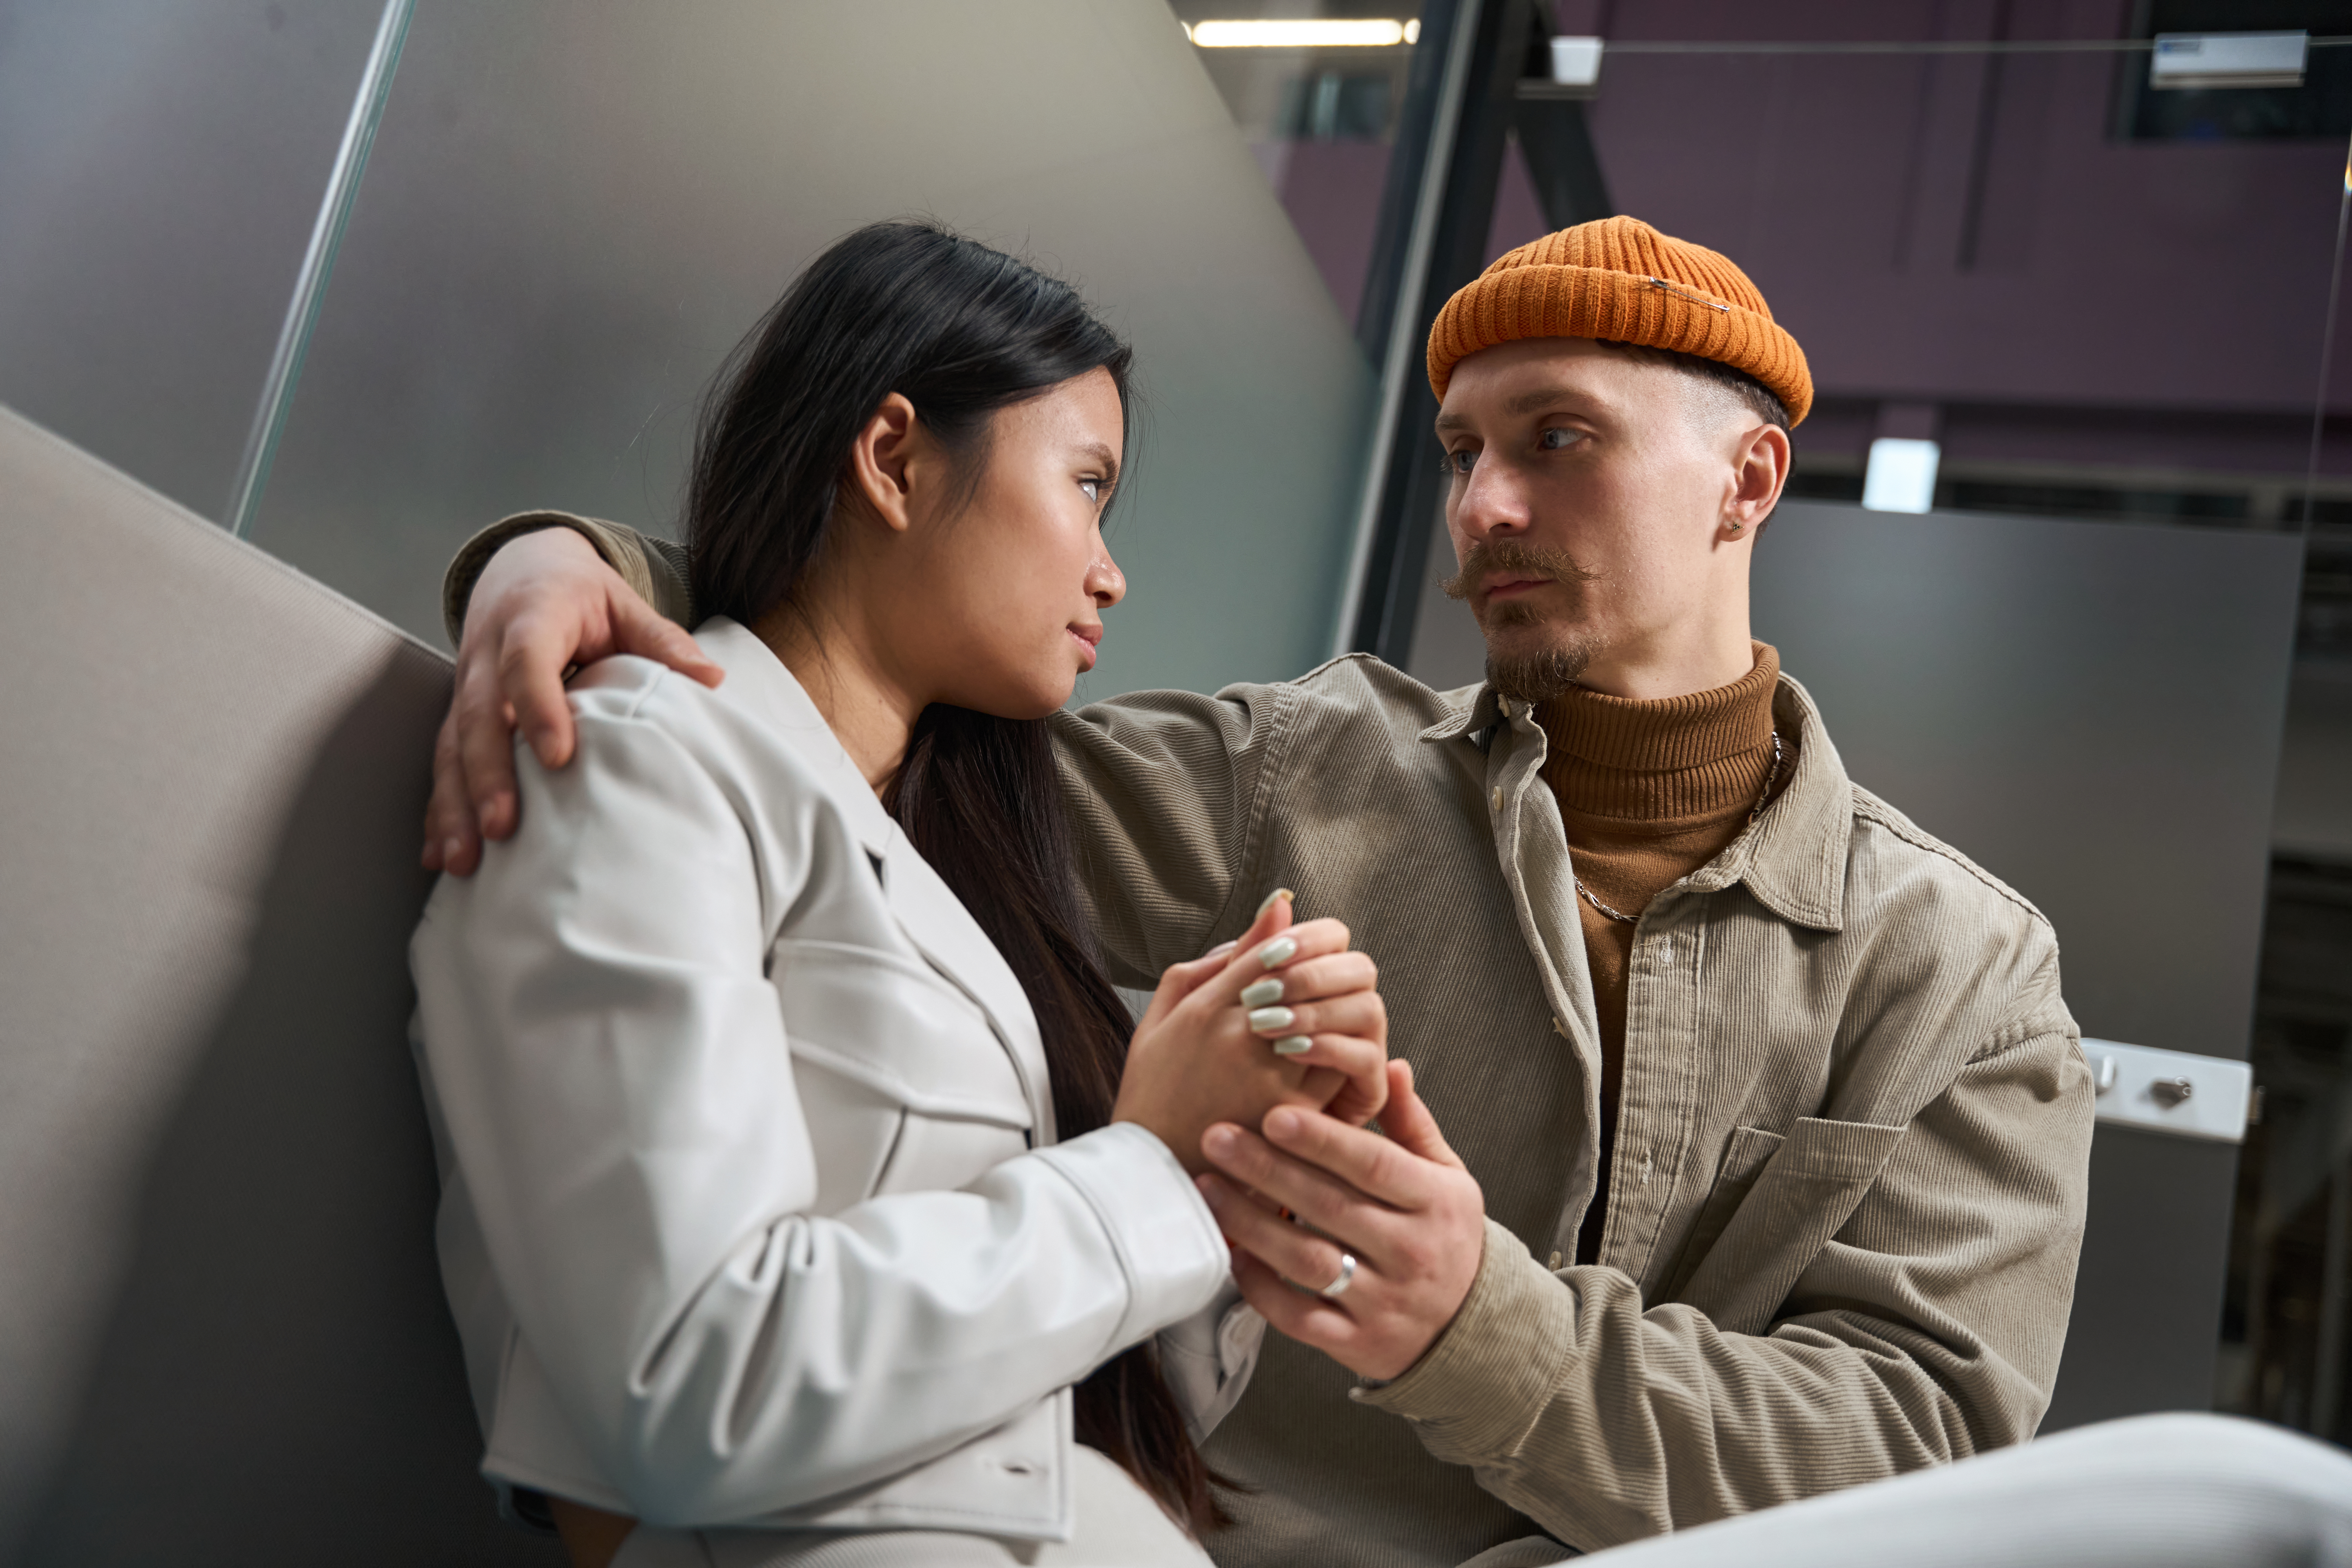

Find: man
<box><xmin>424</xmin><ymin>217</ymin><xmax>2094</xmax><ymax>1567</ymax></box>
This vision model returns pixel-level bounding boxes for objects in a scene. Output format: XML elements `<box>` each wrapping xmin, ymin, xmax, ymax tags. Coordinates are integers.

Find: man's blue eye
<box><xmin>1539</xmin><ymin>428</ymin><xmax>1578</xmax><ymax>450</ymax></box>
<box><xmin>1447</xmin><ymin>450</ymin><xmax>1475</xmax><ymax>475</ymax></box>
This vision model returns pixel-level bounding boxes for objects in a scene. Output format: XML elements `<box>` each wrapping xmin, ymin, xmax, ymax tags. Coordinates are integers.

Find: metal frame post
<box><xmin>222</xmin><ymin>0</ymin><xmax>413</xmax><ymax>539</ymax></box>
<box><xmin>1333</xmin><ymin>0</ymin><xmax>1536</xmax><ymax>665</ymax></box>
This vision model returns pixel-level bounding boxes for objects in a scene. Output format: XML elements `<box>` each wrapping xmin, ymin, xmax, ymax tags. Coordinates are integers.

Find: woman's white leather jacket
<box><xmin>409</xmin><ymin>619</ymin><xmax>1237</xmax><ymax>1540</ymax></box>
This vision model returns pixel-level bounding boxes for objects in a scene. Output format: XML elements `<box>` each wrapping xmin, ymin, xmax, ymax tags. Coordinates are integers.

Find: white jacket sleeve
<box><xmin>1156</xmin><ymin>1288</ymin><xmax>1268</xmax><ymax>1443</ymax></box>
<box><xmin>410</xmin><ymin>680</ymin><xmax>1228</xmax><ymax>1528</ymax></box>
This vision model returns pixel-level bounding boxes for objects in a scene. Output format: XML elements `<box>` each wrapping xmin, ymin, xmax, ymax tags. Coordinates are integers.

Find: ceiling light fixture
<box><xmin>1189</xmin><ymin>18</ymin><xmax>1420</xmax><ymax>48</ymax></box>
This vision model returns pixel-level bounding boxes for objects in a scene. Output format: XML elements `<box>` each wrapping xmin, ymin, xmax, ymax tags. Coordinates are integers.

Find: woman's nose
<box><xmin>1088</xmin><ymin>546</ymin><xmax>1125</xmax><ymax>608</ymax></box>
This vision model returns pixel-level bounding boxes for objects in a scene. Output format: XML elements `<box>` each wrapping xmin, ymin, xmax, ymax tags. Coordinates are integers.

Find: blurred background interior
<box><xmin>1</xmin><ymin>1</ymin><xmax>2349</xmax><ymax>1558</ymax></box>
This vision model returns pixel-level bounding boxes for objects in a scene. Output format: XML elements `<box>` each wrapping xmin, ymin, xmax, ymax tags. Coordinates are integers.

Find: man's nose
<box><xmin>1451</xmin><ymin>454</ymin><xmax>1532</xmax><ymax>543</ymax></box>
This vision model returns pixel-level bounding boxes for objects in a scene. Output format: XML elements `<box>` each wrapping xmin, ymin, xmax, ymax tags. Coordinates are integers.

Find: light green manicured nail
<box><xmin>1256</xmin><ymin>887</ymin><xmax>1295</xmax><ymax>918</ymax></box>
<box><xmin>1249</xmin><ymin>1006</ymin><xmax>1296</xmax><ymax>1034</ymax></box>
<box><xmin>1259</xmin><ymin>936</ymin><xmax>1298</xmax><ymax>970</ymax></box>
<box><xmin>1240</xmin><ymin>977</ymin><xmax>1284</xmax><ymax>1008</ymax></box>
<box><xmin>1272</xmin><ymin>1036</ymin><xmax>1313</xmax><ymax>1056</ymax></box>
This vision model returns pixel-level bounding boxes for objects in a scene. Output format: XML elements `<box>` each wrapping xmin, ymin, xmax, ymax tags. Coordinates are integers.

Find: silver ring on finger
<box><xmin>1319</xmin><ymin>1252</ymin><xmax>1357</xmax><ymax>1298</ymax></box>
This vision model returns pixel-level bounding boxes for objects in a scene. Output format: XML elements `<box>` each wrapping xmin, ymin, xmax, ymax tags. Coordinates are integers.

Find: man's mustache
<box><xmin>1440</xmin><ymin>540</ymin><xmax>1603</xmax><ymax>602</ymax></box>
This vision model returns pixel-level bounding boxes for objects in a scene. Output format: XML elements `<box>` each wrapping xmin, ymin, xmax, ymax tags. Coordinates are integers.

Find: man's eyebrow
<box><xmin>1433</xmin><ymin>386</ymin><xmax>1598</xmax><ymax>435</ymax></box>
<box><xmin>1503</xmin><ymin>386</ymin><xmax>1595</xmax><ymax>417</ymax></box>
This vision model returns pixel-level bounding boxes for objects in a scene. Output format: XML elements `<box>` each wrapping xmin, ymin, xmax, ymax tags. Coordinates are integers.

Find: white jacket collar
<box><xmin>692</xmin><ymin>616</ymin><xmax>1057</xmax><ymax>1142</ymax></box>
<box><xmin>693</xmin><ymin>617</ymin><xmax>897</xmax><ymax>858</ymax></box>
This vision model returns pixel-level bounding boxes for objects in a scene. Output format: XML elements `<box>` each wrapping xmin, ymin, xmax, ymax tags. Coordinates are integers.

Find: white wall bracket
<box><xmin>2082</xmin><ymin>1038</ymin><xmax>2254</xmax><ymax>1145</ymax></box>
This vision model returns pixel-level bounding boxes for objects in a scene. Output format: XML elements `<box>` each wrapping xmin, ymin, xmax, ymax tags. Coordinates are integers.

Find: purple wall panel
<box><xmin>1939</xmin><ymin>402</ymin><xmax>2352</xmax><ymax>475</ymax></box>
<box><xmin>1486</xmin><ymin>133</ymin><xmax>1550</xmax><ymax>264</ymax></box>
<box><xmin>1579</xmin><ymin>0</ymin><xmax>2348</xmax><ymax>457</ymax></box>
<box><xmin>1258</xmin><ymin>0</ymin><xmax>2351</xmax><ymax>474</ymax></box>
<box><xmin>1259</xmin><ymin>140</ymin><xmax>1395</xmax><ymax>326</ymax></box>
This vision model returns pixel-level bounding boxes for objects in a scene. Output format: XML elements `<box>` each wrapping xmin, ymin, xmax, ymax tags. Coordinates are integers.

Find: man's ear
<box><xmin>843</xmin><ymin>392</ymin><xmax>922</xmax><ymax>534</ymax></box>
<box><xmin>1726</xmin><ymin>423</ymin><xmax>1790</xmax><ymax>534</ymax></box>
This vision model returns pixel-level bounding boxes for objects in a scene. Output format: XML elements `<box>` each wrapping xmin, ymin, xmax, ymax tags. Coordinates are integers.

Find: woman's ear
<box><xmin>843</xmin><ymin>392</ymin><xmax>923</xmax><ymax>534</ymax></box>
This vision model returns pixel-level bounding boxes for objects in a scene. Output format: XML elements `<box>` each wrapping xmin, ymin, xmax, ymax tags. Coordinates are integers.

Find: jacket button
<box><xmin>1548</xmin><ymin>1251</ymin><xmax>1564</xmax><ymax>1270</ymax></box>
<box><xmin>1490</xmin><ymin>786</ymin><xmax>1504</xmax><ymax>811</ymax></box>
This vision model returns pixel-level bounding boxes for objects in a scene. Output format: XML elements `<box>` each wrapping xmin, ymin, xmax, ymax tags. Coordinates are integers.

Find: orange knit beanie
<box><xmin>1425</xmin><ymin>216</ymin><xmax>1812</xmax><ymax>425</ymax></box>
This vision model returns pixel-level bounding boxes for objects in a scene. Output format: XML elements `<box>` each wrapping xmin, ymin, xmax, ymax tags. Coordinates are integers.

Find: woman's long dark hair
<box><xmin>686</xmin><ymin>221</ymin><xmax>1226</xmax><ymax>1534</ymax></box>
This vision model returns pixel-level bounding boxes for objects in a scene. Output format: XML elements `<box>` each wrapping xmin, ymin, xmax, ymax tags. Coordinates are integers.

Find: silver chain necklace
<box><xmin>1572</xmin><ymin>733</ymin><xmax>1784</xmax><ymax>926</ymax></box>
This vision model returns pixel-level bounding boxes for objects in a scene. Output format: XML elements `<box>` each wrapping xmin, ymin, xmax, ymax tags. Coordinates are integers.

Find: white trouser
<box><xmin>614</xmin><ymin>1413</ymin><xmax>2352</xmax><ymax>1568</ymax></box>
<box><xmin>1565</xmin><ymin>1413</ymin><xmax>2352</xmax><ymax>1568</ymax></box>
<box><xmin>609</xmin><ymin>1446</ymin><xmax>1214</xmax><ymax>1568</ymax></box>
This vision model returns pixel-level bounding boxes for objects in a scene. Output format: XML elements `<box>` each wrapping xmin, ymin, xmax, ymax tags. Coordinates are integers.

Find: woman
<box><xmin>409</xmin><ymin>222</ymin><xmax>1390</xmax><ymax>1567</ymax></box>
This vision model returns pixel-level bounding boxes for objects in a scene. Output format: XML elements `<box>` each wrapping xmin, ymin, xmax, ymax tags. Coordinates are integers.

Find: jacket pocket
<box><xmin>1674</xmin><ymin>1117</ymin><xmax>1907</xmax><ymax>1336</ymax></box>
<box><xmin>771</xmin><ymin>937</ymin><xmax>1031</xmax><ymax>1129</ymax></box>
<box><xmin>1663</xmin><ymin>1125</ymin><xmax>1786</xmax><ymax>1301</ymax></box>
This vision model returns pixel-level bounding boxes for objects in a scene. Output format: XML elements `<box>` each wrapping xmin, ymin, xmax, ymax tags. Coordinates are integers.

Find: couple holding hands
<box><xmin>410</xmin><ymin>218</ymin><xmax>2351</xmax><ymax>1568</ymax></box>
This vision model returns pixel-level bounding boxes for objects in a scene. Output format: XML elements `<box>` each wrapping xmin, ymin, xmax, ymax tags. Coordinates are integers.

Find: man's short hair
<box><xmin>1592</xmin><ymin>339</ymin><xmax>1792</xmax><ymax>435</ymax></box>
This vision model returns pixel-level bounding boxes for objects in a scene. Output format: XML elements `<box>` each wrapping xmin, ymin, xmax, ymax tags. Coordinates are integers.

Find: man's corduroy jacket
<box><xmin>445</xmin><ymin>514</ymin><xmax>2096</xmax><ymax>1565</ymax></box>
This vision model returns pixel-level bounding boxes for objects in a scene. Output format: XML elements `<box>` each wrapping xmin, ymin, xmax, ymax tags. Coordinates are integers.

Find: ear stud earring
<box><xmin>1726</xmin><ymin>519</ymin><xmax>1746</xmax><ymax>534</ymax></box>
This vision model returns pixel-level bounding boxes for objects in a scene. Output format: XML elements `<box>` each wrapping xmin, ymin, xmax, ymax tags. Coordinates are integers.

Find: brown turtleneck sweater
<box><xmin>1539</xmin><ymin>643</ymin><xmax>1785</xmax><ymax>1265</ymax></box>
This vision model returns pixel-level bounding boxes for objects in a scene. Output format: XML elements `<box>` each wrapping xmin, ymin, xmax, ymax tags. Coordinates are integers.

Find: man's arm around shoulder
<box><xmin>427</xmin><ymin>516</ymin><xmax>717</xmax><ymax>875</ymax></box>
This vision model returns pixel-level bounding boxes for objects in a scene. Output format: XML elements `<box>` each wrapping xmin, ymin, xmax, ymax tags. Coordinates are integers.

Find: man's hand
<box><xmin>1197</xmin><ymin>1060</ymin><xmax>1485</xmax><ymax>1382</ymax></box>
<box><xmin>423</xmin><ymin>528</ymin><xmax>722</xmax><ymax>875</ymax></box>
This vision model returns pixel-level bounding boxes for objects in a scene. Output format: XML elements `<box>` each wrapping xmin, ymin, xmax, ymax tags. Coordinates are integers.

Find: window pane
<box><xmin>250</xmin><ymin>1</ymin><xmax>1380</xmax><ymax>696</ymax></box>
<box><xmin>1171</xmin><ymin>3</ymin><xmax>1424</xmax><ymax>332</ymax></box>
<box><xmin>1423</xmin><ymin>0</ymin><xmax>2352</xmax><ymax>1449</ymax></box>
<box><xmin>0</xmin><ymin>1</ymin><xmax>382</xmax><ymax>520</ymax></box>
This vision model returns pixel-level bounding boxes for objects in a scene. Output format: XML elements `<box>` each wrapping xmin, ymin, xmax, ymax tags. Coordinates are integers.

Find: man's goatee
<box><xmin>1484</xmin><ymin>639</ymin><xmax>1598</xmax><ymax>703</ymax></box>
<box><xmin>1444</xmin><ymin>538</ymin><xmax>1605</xmax><ymax>702</ymax></box>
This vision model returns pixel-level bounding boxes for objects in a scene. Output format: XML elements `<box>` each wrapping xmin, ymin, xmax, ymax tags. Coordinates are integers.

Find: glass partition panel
<box><xmin>1581</xmin><ymin>49</ymin><xmax>2342</xmax><ymax>521</ymax></box>
<box><xmin>1416</xmin><ymin>19</ymin><xmax>2342</xmax><ymax>980</ymax></box>
<box><xmin>251</xmin><ymin>0</ymin><xmax>1379</xmax><ymax>699</ymax></box>
<box><xmin>1170</xmin><ymin>3</ymin><xmax>1424</xmax><ymax>334</ymax></box>
<box><xmin>0</xmin><ymin>1</ymin><xmax>383</xmax><ymax>521</ymax></box>
<box><xmin>1408</xmin><ymin>4</ymin><xmax>2349</xmax><ymax>1440</ymax></box>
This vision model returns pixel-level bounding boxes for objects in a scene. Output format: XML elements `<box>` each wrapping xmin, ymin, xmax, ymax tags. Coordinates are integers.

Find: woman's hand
<box><xmin>1112</xmin><ymin>892</ymin><xmax>1388</xmax><ymax>1175</ymax></box>
<box><xmin>424</xmin><ymin>528</ymin><xmax>722</xmax><ymax>876</ymax></box>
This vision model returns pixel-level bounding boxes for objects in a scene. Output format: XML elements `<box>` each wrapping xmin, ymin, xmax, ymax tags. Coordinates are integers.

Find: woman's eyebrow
<box><xmin>1075</xmin><ymin>440</ymin><xmax>1119</xmax><ymax>485</ymax></box>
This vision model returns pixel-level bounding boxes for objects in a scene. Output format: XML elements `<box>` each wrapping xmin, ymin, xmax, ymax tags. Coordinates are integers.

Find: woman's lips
<box><xmin>1069</xmin><ymin>625</ymin><xmax>1101</xmax><ymax>670</ymax></box>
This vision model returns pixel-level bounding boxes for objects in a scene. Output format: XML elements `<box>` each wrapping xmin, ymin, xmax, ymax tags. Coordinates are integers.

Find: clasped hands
<box><xmin>1117</xmin><ymin>892</ymin><xmax>1486</xmax><ymax>1382</ymax></box>
<box><xmin>424</xmin><ymin>525</ymin><xmax>1488</xmax><ymax>1385</ymax></box>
